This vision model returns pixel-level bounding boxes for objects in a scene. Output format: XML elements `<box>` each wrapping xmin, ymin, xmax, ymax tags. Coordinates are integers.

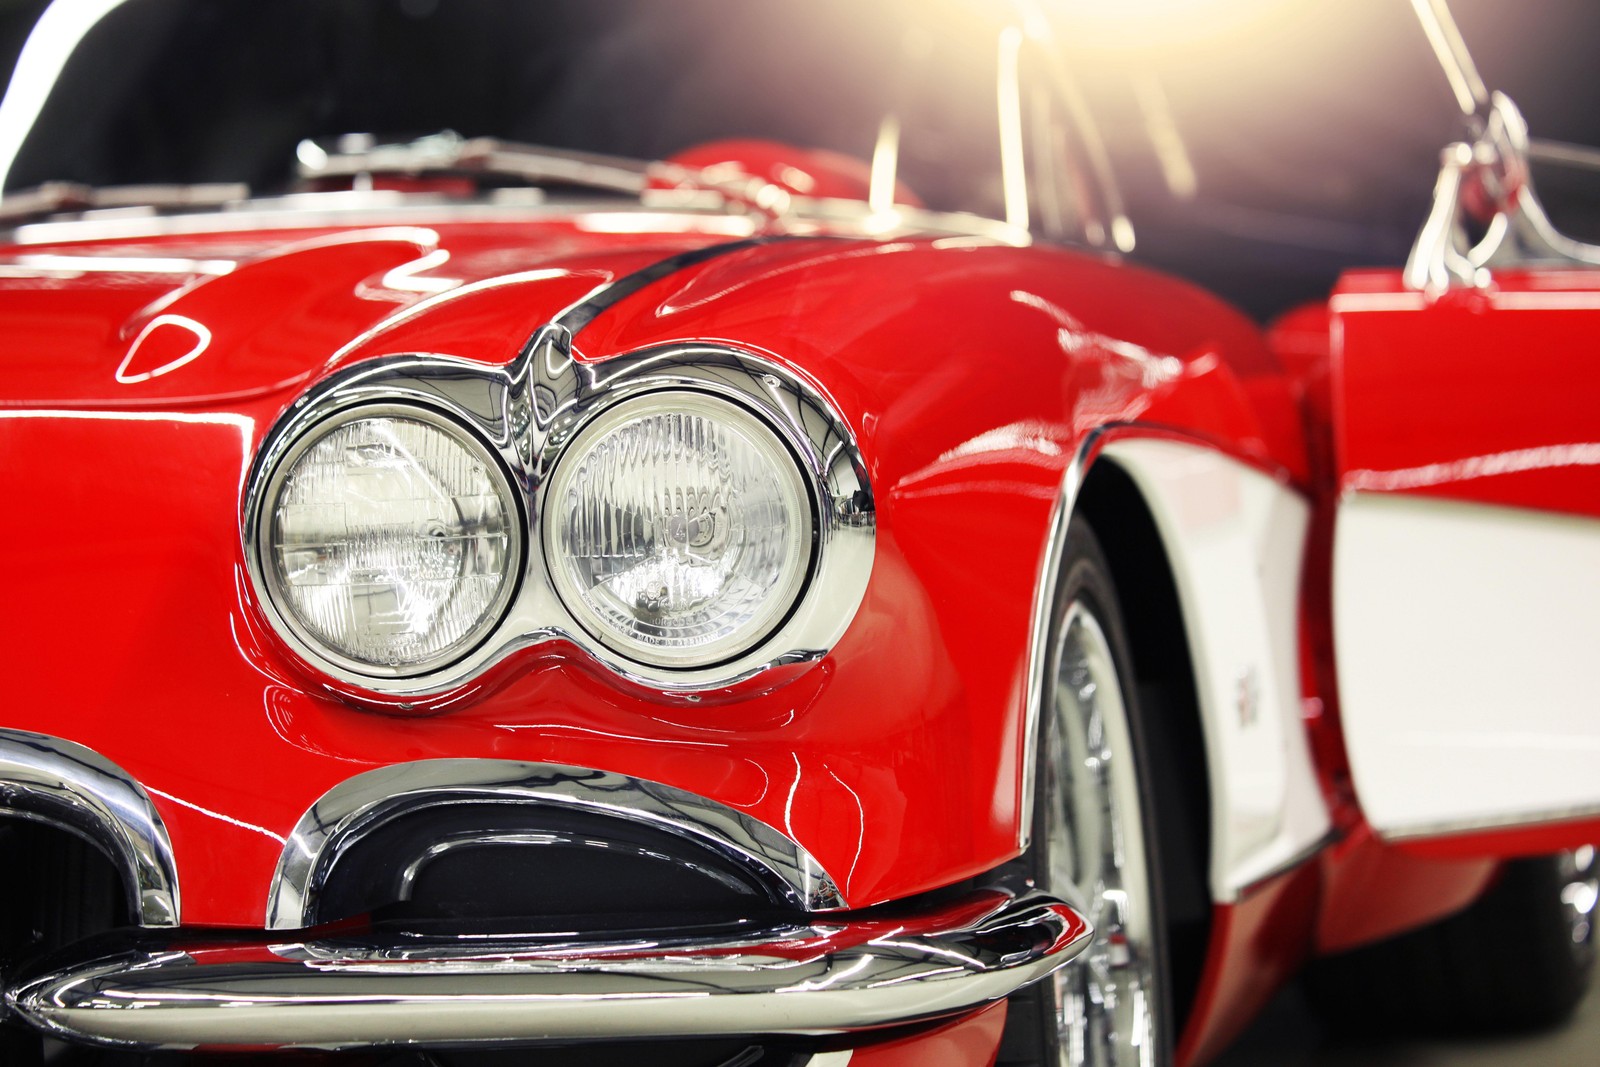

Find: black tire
<box><xmin>1305</xmin><ymin>847</ymin><xmax>1597</xmax><ymax>1035</ymax></box>
<box><xmin>998</xmin><ymin>517</ymin><xmax>1173</xmax><ymax>1066</ymax></box>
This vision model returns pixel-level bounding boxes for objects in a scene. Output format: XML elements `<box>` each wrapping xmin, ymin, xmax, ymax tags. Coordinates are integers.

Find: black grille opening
<box><xmin>0</xmin><ymin>819</ymin><xmax>130</xmax><ymax>970</ymax></box>
<box><xmin>315</xmin><ymin>803</ymin><xmax>795</xmax><ymax>931</ymax></box>
<box><xmin>1</xmin><ymin>818</ymin><xmax>133</xmax><ymax>1064</ymax></box>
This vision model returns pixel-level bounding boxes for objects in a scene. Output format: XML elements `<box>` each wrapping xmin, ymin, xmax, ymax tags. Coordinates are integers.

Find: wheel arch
<box><xmin>1063</xmin><ymin>435</ymin><xmax>1329</xmax><ymax>894</ymax></box>
<box><xmin>1072</xmin><ymin>454</ymin><xmax>1214</xmax><ymax>1030</ymax></box>
<box><xmin>1024</xmin><ymin>429</ymin><xmax>1333</xmax><ymax>1035</ymax></box>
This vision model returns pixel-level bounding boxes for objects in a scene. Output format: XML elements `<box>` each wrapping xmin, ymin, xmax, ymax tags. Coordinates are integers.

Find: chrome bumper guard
<box><xmin>6</xmin><ymin>887</ymin><xmax>1089</xmax><ymax>1051</ymax></box>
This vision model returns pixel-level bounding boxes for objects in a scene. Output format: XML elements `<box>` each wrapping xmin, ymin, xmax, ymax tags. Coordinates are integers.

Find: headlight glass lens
<box><xmin>265</xmin><ymin>409</ymin><xmax>518</xmax><ymax>674</ymax></box>
<box><xmin>545</xmin><ymin>392</ymin><xmax>812</xmax><ymax>668</ymax></box>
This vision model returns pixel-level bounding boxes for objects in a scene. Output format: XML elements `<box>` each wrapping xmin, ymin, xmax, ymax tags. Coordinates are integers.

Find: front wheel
<box><xmin>1001</xmin><ymin>518</ymin><xmax>1170</xmax><ymax>1067</ymax></box>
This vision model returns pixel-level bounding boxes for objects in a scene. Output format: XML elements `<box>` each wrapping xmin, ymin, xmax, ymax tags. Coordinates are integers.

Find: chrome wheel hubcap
<box><xmin>1560</xmin><ymin>844</ymin><xmax>1598</xmax><ymax>968</ymax></box>
<box><xmin>1042</xmin><ymin>602</ymin><xmax>1159</xmax><ymax>1067</ymax></box>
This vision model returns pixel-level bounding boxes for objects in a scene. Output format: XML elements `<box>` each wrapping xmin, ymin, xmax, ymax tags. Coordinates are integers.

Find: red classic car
<box><xmin>0</xmin><ymin>1</ymin><xmax>1594</xmax><ymax>1065</ymax></box>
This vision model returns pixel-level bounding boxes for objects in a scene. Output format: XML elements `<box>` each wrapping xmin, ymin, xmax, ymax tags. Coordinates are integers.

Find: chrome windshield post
<box><xmin>1406</xmin><ymin>1</ymin><xmax>1600</xmax><ymax>293</ymax></box>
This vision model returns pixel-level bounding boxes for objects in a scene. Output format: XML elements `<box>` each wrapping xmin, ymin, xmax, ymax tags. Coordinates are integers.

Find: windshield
<box><xmin>0</xmin><ymin>0</ymin><xmax>1026</xmax><ymax>221</ymax></box>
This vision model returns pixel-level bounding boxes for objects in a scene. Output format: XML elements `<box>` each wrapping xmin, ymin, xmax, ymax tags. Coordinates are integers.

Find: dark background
<box><xmin>1067</xmin><ymin>0</ymin><xmax>1600</xmax><ymax>317</ymax></box>
<box><xmin>0</xmin><ymin>0</ymin><xmax>1595</xmax><ymax>321</ymax></box>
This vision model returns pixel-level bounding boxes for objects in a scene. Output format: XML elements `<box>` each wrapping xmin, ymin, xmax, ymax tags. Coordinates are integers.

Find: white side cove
<box><xmin>1101</xmin><ymin>439</ymin><xmax>1329</xmax><ymax>902</ymax></box>
<box><xmin>1335</xmin><ymin>492</ymin><xmax>1600</xmax><ymax>837</ymax></box>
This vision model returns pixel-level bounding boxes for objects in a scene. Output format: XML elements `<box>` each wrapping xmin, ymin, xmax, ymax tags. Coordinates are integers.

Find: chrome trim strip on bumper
<box><xmin>7</xmin><ymin>888</ymin><xmax>1088</xmax><ymax>1051</ymax></box>
<box><xmin>268</xmin><ymin>758</ymin><xmax>848</xmax><ymax>929</ymax></box>
<box><xmin>0</xmin><ymin>729</ymin><xmax>179</xmax><ymax>927</ymax></box>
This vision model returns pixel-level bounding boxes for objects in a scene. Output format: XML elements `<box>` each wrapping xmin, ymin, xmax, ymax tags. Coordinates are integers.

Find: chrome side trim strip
<box><xmin>1379</xmin><ymin>804</ymin><xmax>1600</xmax><ymax>844</ymax></box>
<box><xmin>267</xmin><ymin>758</ymin><xmax>848</xmax><ymax>929</ymax></box>
<box><xmin>9</xmin><ymin>887</ymin><xmax>1087</xmax><ymax>1050</ymax></box>
<box><xmin>1018</xmin><ymin>426</ymin><xmax>1109</xmax><ymax>851</ymax></box>
<box><xmin>0</xmin><ymin>729</ymin><xmax>179</xmax><ymax>927</ymax></box>
<box><xmin>1235</xmin><ymin>827</ymin><xmax>1339</xmax><ymax>900</ymax></box>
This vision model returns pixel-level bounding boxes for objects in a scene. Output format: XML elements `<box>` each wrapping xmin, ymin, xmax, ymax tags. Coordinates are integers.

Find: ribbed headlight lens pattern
<box><xmin>545</xmin><ymin>393</ymin><xmax>812</xmax><ymax>669</ymax></box>
<box><xmin>266</xmin><ymin>411</ymin><xmax>517</xmax><ymax>674</ymax></box>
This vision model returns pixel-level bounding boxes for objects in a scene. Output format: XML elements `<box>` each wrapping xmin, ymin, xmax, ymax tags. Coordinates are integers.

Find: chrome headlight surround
<box><xmin>241</xmin><ymin>324</ymin><xmax>874</xmax><ymax>699</ymax></box>
<box><xmin>540</xmin><ymin>389</ymin><xmax>816</xmax><ymax>670</ymax></box>
<box><xmin>250</xmin><ymin>402</ymin><xmax>524</xmax><ymax>680</ymax></box>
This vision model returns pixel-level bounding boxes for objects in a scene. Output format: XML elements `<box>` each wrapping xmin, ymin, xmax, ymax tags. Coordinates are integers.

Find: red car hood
<box><xmin>0</xmin><ymin>212</ymin><xmax>749</xmax><ymax>407</ymax></box>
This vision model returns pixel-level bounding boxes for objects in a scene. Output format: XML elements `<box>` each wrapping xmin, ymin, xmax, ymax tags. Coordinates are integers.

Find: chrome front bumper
<box><xmin>1</xmin><ymin>732</ymin><xmax>1089</xmax><ymax>1050</ymax></box>
<box><xmin>6</xmin><ymin>888</ymin><xmax>1089</xmax><ymax>1050</ymax></box>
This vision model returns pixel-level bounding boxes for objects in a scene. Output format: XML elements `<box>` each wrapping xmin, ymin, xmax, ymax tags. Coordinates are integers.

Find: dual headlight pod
<box><xmin>247</xmin><ymin>341</ymin><xmax>869</xmax><ymax>694</ymax></box>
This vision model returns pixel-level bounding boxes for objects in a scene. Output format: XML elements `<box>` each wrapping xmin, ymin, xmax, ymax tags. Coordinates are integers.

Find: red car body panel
<box><xmin>9</xmin><ymin>200</ymin><xmax>1591</xmax><ymax>1062</ymax></box>
<box><xmin>1326</xmin><ymin>267</ymin><xmax>1600</xmax><ymax>857</ymax></box>
<box><xmin>1175</xmin><ymin>864</ymin><xmax>1319</xmax><ymax>1067</ymax></box>
<box><xmin>1174</xmin><ymin>832</ymin><xmax>1504</xmax><ymax>1067</ymax></box>
<box><xmin>3</xmin><ymin>215</ymin><xmax>1303</xmax><ymax>930</ymax></box>
<box><xmin>1333</xmin><ymin>268</ymin><xmax>1600</xmax><ymax>520</ymax></box>
<box><xmin>847</xmin><ymin>1003</ymin><xmax>1009</xmax><ymax>1066</ymax></box>
<box><xmin>1312</xmin><ymin>823</ymin><xmax>1499</xmax><ymax>953</ymax></box>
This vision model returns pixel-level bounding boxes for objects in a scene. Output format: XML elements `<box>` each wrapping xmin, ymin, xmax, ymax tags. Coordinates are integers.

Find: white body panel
<box><xmin>1101</xmin><ymin>439</ymin><xmax>1329</xmax><ymax>901</ymax></box>
<box><xmin>1334</xmin><ymin>492</ymin><xmax>1600</xmax><ymax>836</ymax></box>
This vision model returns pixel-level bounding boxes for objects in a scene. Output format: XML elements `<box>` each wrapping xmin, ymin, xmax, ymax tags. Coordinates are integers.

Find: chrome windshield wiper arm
<box><xmin>296</xmin><ymin>131</ymin><xmax>795</xmax><ymax>224</ymax></box>
<box><xmin>295</xmin><ymin>131</ymin><xmax>649</xmax><ymax>196</ymax></box>
<box><xmin>0</xmin><ymin>181</ymin><xmax>249</xmax><ymax>225</ymax></box>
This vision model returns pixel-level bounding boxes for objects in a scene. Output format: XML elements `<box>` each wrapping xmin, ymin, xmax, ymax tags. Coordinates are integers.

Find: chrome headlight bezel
<box><xmin>540</xmin><ymin>388</ymin><xmax>818</xmax><ymax>671</ymax></box>
<box><xmin>241</xmin><ymin>326</ymin><xmax>874</xmax><ymax>700</ymax></box>
<box><xmin>247</xmin><ymin>400</ymin><xmax>526</xmax><ymax>681</ymax></box>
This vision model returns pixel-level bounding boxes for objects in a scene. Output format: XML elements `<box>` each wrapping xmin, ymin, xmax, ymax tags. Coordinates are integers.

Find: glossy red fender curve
<box><xmin>3</xmin><ymin>217</ymin><xmax>1307</xmax><ymax>928</ymax></box>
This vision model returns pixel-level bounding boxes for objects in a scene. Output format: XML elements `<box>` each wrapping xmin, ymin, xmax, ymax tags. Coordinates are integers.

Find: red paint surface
<box><xmin>1313</xmin><ymin>822</ymin><xmax>1498</xmax><ymax>954</ymax></box>
<box><xmin>1173</xmin><ymin>831</ymin><xmax>1503</xmax><ymax>1062</ymax></box>
<box><xmin>1</xmin><ymin>210</ymin><xmax>1304</xmax><ymax>930</ymax></box>
<box><xmin>0</xmin><ymin>221</ymin><xmax>731</xmax><ymax>408</ymax></box>
<box><xmin>1391</xmin><ymin>814</ymin><xmax>1600</xmax><ymax>861</ymax></box>
<box><xmin>1175</xmin><ymin>865</ymin><xmax>1320</xmax><ymax>1067</ymax></box>
<box><xmin>1332</xmin><ymin>268</ymin><xmax>1600</xmax><ymax>519</ymax></box>
<box><xmin>847</xmin><ymin>1001</ymin><xmax>1008</xmax><ymax>1066</ymax></box>
<box><xmin>1268</xmin><ymin>300</ymin><xmax>1359</xmax><ymax>821</ymax></box>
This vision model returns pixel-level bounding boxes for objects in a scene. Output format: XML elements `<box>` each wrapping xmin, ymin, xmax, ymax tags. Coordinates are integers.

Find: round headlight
<box><xmin>544</xmin><ymin>392</ymin><xmax>813</xmax><ymax>669</ymax></box>
<box><xmin>262</xmin><ymin>407</ymin><xmax>520</xmax><ymax>676</ymax></box>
